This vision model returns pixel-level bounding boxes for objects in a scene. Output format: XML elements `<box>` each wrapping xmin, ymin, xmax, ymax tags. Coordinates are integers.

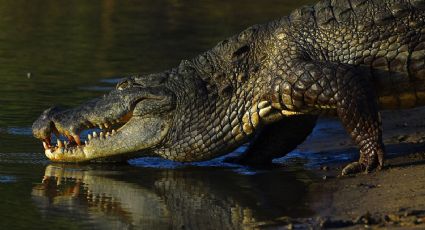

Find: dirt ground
<box><xmin>312</xmin><ymin>153</ymin><xmax>425</xmax><ymax>229</ymax></box>
<box><xmin>278</xmin><ymin>107</ymin><xmax>425</xmax><ymax>229</ymax></box>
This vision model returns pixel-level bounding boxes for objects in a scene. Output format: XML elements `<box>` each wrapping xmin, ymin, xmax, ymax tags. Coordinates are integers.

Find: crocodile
<box><xmin>32</xmin><ymin>0</ymin><xmax>425</xmax><ymax>175</ymax></box>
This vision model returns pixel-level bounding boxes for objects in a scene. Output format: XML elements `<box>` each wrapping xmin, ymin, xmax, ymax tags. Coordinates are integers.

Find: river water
<box><xmin>0</xmin><ymin>0</ymin><xmax>360</xmax><ymax>229</ymax></box>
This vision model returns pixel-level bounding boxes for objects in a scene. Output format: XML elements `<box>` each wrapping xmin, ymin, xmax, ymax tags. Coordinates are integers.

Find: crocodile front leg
<box><xmin>278</xmin><ymin>60</ymin><xmax>384</xmax><ymax>175</ymax></box>
<box><xmin>224</xmin><ymin>115</ymin><xmax>317</xmax><ymax>167</ymax></box>
<box><xmin>335</xmin><ymin>69</ymin><xmax>385</xmax><ymax>175</ymax></box>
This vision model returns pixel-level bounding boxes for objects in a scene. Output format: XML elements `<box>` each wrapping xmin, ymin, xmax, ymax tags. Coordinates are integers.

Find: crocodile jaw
<box><xmin>33</xmin><ymin>81</ymin><xmax>176</xmax><ymax>163</ymax></box>
<box><xmin>44</xmin><ymin>117</ymin><xmax>170</xmax><ymax>162</ymax></box>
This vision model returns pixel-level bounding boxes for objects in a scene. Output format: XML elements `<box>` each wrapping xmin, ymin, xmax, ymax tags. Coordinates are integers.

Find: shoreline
<box><xmin>285</xmin><ymin>107</ymin><xmax>425</xmax><ymax>229</ymax></box>
<box><xmin>310</xmin><ymin>152</ymin><xmax>425</xmax><ymax>229</ymax></box>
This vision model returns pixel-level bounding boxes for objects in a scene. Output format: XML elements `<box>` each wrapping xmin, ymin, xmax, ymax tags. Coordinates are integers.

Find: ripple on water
<box><xmin>78</xmin><ymin>86</ymin><xmax>114</xmax><ymax>92</ymax></box>
<box><xmin>78</xmin><ymin>78</ymin><xmax>127</xmax><ymax>92</ymax></box>
<box><xmin>0</xmin><ymin>175</ymin><xmax>17</xmax><ymax>183</ymax></box>
<box><xmin>99</xmin><ymin>78</ymin><xmax>125</xmax><ymax>84</ymax></box>
<box><xmin>274</xmin><ymin>149</ymin><xmax>357</xmax><ymax>169</ymax></box>
<box><xmin>1</xmin><ymin>127</ymin><xmax>33</xmax><ymax>136</ymax></box>
<box><xmin>0</xmin><ymin>152</ymin><xmax>49</xmax><ymax>164</ymax></box>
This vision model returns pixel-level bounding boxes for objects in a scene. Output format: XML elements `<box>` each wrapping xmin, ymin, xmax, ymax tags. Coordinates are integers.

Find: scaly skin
<box><xmin>33</xmin><ymin>0</ymin><xmax>425</xmax><ymax>175</ymax></box>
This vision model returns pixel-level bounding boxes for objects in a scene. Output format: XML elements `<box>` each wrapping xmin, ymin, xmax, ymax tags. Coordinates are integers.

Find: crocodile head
<box><xmin>32</xmin><ymin>73</ymin><xmax>176</xmax><ymax>162</ymax></box>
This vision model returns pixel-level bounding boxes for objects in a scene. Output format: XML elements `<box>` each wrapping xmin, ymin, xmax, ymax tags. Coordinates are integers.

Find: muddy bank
<box><xmin>312</xmin><ymin>152</ymin><xmax>425</xmax><ymax>229</ymax></box>
<box><xmin>276</xmin><ymin>108</ymin><xmax>425</xmax><ymax>229</ymax></box>
<box><xmin>248</xmin><ymin>152</ymin><xmax>425</xmax><ymax>229</ymax></box>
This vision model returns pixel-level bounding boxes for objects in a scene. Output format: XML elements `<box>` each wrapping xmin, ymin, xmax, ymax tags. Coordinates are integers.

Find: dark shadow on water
<box><xmin>31</xmin><ymin>164</ymin><xmax>322</xmax><ymax>229</ymax></box>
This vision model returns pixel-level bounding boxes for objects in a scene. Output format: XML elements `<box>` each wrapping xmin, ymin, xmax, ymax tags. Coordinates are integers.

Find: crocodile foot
<box><xmin>341</xmin><ymin>162</ymin><xmax>365</xmax><ymax>175</ymax></box>
<box><xmin>341</xmin><ymin>149</ymin><xmax>384</xmax><ymax>176</ymax></box>
<box><xmin>341</xmin><ymin>162</ymin><xmax>384</xmax><ymax>175</ymax></box>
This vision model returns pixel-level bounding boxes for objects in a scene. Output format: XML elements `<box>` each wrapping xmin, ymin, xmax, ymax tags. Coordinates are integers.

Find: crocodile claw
<box><xmin>341</xmin><ymin>161</ymin><xmax>383</xmax><ymax>176</ymax></box>
<box><xmin>341</xmin><ymin>162</ymin><xmax>365</xmax><ymax>176</ymax></box>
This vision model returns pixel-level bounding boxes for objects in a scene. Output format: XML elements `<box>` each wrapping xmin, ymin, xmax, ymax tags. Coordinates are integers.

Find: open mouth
<box><xmin>42</xmin><ymin>111</ymin><xmax>134</xmax><ymax>155</ymax></box>
<box><xmin>33</xmin><ymin>84</ymin><xmax>175</xmax><ymax>162</ymax></box>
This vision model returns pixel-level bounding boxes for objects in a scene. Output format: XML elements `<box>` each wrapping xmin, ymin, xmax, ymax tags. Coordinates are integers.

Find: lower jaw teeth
<box><xmin>42</xmin><ymin>128</ymin><xmax>118</xmax><ymax>153</ymax></box>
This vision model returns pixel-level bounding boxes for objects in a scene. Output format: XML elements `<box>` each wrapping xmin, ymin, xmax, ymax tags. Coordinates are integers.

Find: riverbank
<box><xmin>314</xmin><ymin>152</ymin><xmax>425</xmax><ymax>229</ymax></box>
<box><xmin>275</xmin><ymin>108</ymin><xmax>425</xmax><ymax>229</ymax></box>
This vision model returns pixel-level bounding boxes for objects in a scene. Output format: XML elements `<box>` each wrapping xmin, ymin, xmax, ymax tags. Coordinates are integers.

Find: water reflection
<box><xmin>32</xmin><ymin>164</ymin><xmax>320</xmax><ymax>229</ymax></box>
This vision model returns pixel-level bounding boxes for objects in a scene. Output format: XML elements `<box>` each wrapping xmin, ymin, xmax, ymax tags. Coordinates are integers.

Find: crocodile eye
<box><xmin>116</xmin><ymin>78</ymin><xmax>144</xmax><ymax>90</ymax></box>
<box><xmin>116</xmin><ymin>80</ymin><xmax>129</xmax><ymax>90</ymax></box>
<box><xmin>116</xmin><ymin>79</ymin><xmax>137</xmax><ymax>90</ymax></box>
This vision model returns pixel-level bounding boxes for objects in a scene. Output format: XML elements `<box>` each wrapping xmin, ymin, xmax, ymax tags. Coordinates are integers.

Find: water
<box><xmin>0</xmin><ymin>0</ymin><xmax>351</xmax><ymax>229</ymax></box>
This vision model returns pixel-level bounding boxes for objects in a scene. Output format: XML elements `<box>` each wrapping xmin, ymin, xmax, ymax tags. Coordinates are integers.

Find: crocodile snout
<box><xmin>32</xmin><ymin>106</ymin><xmax>63</xmax><ymax>148</ymax></box>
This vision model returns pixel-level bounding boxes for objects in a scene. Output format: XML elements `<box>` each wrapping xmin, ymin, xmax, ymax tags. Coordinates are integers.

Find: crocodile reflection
<box><xmin>32</xmin><ymin>164</ymin><xmax>319</xmax><ymax>229</ymax></box>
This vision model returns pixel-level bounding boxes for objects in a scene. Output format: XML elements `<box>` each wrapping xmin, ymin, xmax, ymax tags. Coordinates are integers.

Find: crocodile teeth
<box><xmin>43</xmin><ymin>141</ymin><xmax>49</xmax><ymax>150</ymax></box>
<box><xmin>98</xmin><ymin>124</ymin><xmax>103</xmax><ymax>129</ymax></box>
<box><xmin>73</xmin><ymin>135</ymin><xmax>81</xmax><ymax>145</ymax></box>
<box><xmin>88</xmin><ymin>134</ymin><xmax>92</xmax><ymax>140</ymax></box>
<box><xmin>93</xmin><ymin>132</ymin><xmax>98</xmax><ymax>138</ymax></box>
<box><xmin>100</xmin><ymin>132</ymin><xmax>104</xmax><ymax>138</ymax></box>
<box><xmin>85</xmin><ymin>141</ymin><xmax>88</xmax><ymax>146</ymax></box>
<box><xmin>104</xmin><ymin>123</ymin><xmax>109</xmax><ymax>128</ymax></box>
<box><xmin>112</xmin><ymin>129</ymin><xmax>116</xmax><ymax>135</ymax></box>
<box><xmin>56</xmin><ymin>177</ymin><xmax>62</xmax><ymax>186</ymax></box>
<box><xmin>57</xmin><ymin>140</ymin><xmax>63</xmax><ymax>148</ymax></box>
<box><xmin>106</xmin><ymin>132</ymin><xmax>110</xmax><ymax>137</ymax></box>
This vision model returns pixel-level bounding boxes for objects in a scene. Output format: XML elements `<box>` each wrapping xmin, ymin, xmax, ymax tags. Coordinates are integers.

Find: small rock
<box><xmin>357</xmin><ymin>183</ymin><xmax>377</xmax><ymax>189</ymax></box>
<box><xmin>385</xmin><ymin>214</ymin><xmax>400</xmax><ymax>222</ymax></box>
<box><xmin>397</xmin><ymin>135</ymin><xmax>408</xmax><ymax>142</ymax></box>
<box><xmin>354</xmin><ymin>212</ymin><xmax>377</xmax><ymax>225</ymax></box>
<box><xmin>404</xmin><ymin>209</ymin><xmax>425</xmax><ymax>217</ymax></box>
